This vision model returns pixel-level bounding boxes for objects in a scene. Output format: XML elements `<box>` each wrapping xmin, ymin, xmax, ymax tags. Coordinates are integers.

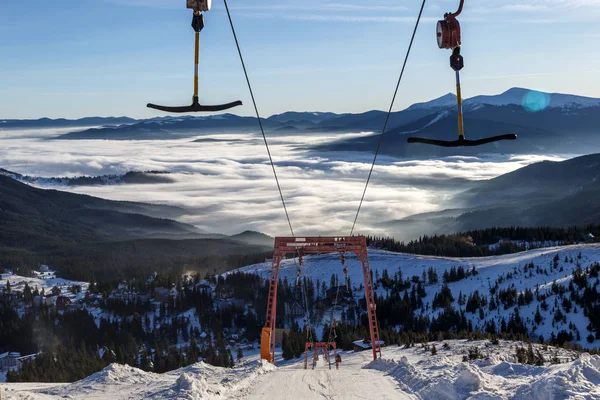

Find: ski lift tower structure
<box><xmin>260</xmin><ymin>236</ymin><xmax>382</xmax><ymax>363</ymax></box>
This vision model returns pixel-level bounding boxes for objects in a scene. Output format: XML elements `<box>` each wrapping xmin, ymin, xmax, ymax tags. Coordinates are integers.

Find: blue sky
<box><xmin>1</xmin><ymin>0</ymin><xmax>600</xmax><ymax>119</ymax></box>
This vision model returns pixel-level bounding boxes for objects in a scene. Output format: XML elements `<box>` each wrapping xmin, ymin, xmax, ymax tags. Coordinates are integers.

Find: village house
<box><xmin>0</xmin><ymin>352</ymin><xmax>21</xmax><ymax>369</ymax></box>
<box><xmin>34</xmin><ymin>295</ymin><xmax>58</xmax><ymax>307</ymax></box>
<box><xmin>111</xmin><ymin>290</ymin><xmax>139</xmax><ymax>303</ymax></box>
<box><xmin>66</xmin><ymin>303</ymin><xmax>81</xmax><ymax>312</ymax></box>
<box><xmin>139</xmin><ymin>292</ymin><xmax>151</xmax><ymax>303</ymax></box>
<box><xmin>216</xmin><ymin>284</ymin><xmax>234</xmax><ymax>299</ymax></box>
<box><xmin>284</xmin><ymin>301</ymin><xmax>305</xmax><ymax>319</ymax></box>
<box><xmin>196</xmin><ymin>283</ymin><xmax>212</xmax><ymax>294</ymax></box>
<box><xmin>153</xmin><ymin>287</ymin><xmax>171</xmax><ymax>303</ymax></box>
<box><xmin>352</xmin><ymin>339</ymin><xmax>385</xmax><ymax>353</ymax></box>
<box><xmin>56</xmin><ymin>295</ymin><xmax>72</xmax><ymax>311</ymax></box>
<box><xmin>16</xmin><ymin>354</ymin><xmax>37</xmax><ymax>370</ymax></box>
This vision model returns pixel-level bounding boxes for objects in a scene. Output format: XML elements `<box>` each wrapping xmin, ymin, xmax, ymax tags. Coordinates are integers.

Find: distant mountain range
<box><xmin>4</xmin><ymin>87</ymin><xmax>599</xmax><ymax>156</ymax></box>
<box><xmin>387</xmin><ymin>153</ymin><xmax>600</xmax><ymax>236</ymax></box>
<box><xmin>315</xmin><ymin>88</ymin><xmax>600</xmax><ymax>157</ymax></box>
<box><xmin>0</xmin><ymin>116</ymin><xmax>136</xmax><ymax>129</ymax></box>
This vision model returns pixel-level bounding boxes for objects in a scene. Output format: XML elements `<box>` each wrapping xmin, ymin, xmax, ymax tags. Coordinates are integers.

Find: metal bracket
<box><xmin>192</xmin><ymin>13</ymin><xmax>205</xmax><ymax>32</ymax></box>
<box><xmin>450</xmin><ymin>46</ymin><xmax>464</xmax><ymax>71</ymax></box>
<box><xmin>445</xmin><ymin>0</ymin><xmax>465</xmax><ymax>19</ymax></box>
<box><xmin>187</xmin><ymin>0</ymin><xmax>211</xmax><ymax>12</ymax></box>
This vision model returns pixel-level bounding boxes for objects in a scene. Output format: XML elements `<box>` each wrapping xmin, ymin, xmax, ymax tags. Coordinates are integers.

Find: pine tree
<box><xmin>330</xmin><ymin>274</ymin><xmax>337</xmax><ymax>289</ymax></box>
<box><xmin>534</xmin><ymin>306</ymin><xmax>543</xmax><ymax>325</ymax></box>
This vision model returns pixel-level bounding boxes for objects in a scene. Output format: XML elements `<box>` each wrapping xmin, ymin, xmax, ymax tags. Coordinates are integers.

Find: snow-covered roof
<box><xmin>352</xmin><ymin>340</ymin><xmax>384</xmax><ymax>349</ymax></box>
<box><xmin>0</xmin><ymin>352</ymin><xmax>21</xmax><ymax>358</ymax></box>
<box><xmin>16</xmin><ymin>353</ymin><xmax>37</xmax><ymax>360</ymax></box>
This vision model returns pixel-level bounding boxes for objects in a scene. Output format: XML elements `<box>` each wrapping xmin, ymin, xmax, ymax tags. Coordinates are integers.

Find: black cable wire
<box><xmin>350</xmin><ymin>0</ymin><xmax>428</xmax><ymax>236</ymax></box>
<box><xmin>223</xmin><ymin>0</ymin><xmax>295</xmax><ymax>238</ymax></box>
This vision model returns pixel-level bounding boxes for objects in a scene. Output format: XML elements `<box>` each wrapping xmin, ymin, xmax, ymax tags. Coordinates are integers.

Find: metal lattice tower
<box><xmin>260</xmin><ymin>236</ymin><xmax>382</xmax><ymax>363</ymax></box>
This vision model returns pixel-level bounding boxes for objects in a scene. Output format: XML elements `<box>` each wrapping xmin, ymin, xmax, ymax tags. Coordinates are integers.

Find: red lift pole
<box><xmin>260</xmin><ymin>236</ymin><xmax>382</xmax><ymax>363</ymax></box>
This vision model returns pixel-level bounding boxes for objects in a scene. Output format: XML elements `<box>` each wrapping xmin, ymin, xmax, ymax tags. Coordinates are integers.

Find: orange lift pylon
<box><xmin>260</xmin><ymin>236</ymin><xmax>382</xmax><ymax>363</ymax></box>
<box><xmin>305</xmin><ymin>342</ymin><xmax>338</xmax><ymax>370</ymax></box>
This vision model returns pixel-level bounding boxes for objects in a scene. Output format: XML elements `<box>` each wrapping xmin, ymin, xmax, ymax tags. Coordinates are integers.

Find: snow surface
<box><xmin>235</xmin><ymin>243</ymin><xmax>600</xmax><ymax>349</ymax></box>
<box><xmin>4</xmin><ymin>246</ymin><xmax>600</xmax><ymax>398</ymax></box>
<box><xmin>0</xmin><ymin>270</ymin><xmax>89</xmax><ymax>303</ymax></box>
<box><xmin>2</xmin><ymin>340</ymin><xmax>599</xmax><ymax>399</ymax></box>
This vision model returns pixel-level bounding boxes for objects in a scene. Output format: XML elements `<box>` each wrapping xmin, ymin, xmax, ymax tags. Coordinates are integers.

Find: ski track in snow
<box><xmin>2</xmin><ymin>340</ymin><xmax>600</xmax><ymax>399</ymax></box>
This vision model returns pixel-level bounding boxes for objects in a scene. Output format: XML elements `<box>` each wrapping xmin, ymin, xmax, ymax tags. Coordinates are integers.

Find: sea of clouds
<box><xmin>0</xmin><ymin>127</ymin><xmax>565</xmax><ymax>240</ymax></box>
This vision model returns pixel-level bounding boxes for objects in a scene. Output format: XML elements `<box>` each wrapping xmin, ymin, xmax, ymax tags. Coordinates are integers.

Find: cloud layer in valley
<box><xmin>0</xmin><ymin>128</ymin><xmax>564</xmax><ymax>240</ymax></box>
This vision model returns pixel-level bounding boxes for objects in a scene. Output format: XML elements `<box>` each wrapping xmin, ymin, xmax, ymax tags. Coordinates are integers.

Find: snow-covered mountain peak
<box><xmin>406</xmin><ymin>93</ymin><xmax>457</xmax><ymax>111</ymax></box>
<box><xmin>466</xmin><ymin>87</ymin><xmax>600</xmax><ymax>111</ymax></box>
<box><xmin>404</xmin><ymin>88</ymin><xmax>600</xmax><ymax>113</ymax></box>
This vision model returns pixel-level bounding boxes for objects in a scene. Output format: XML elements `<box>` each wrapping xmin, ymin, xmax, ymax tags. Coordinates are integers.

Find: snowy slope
<box><xmin>235</xmin><ymin>243</ymin><xmax>600</xmax><ymax>349</ymax></box>
<box><xmin>0</xmin><ymin>270</ymin><xmax>89</xmax><ymax>303</ymax></box>
<box><xmin>407</xmin><ymin>93</ymin><xmax>458</xmax><ymax>111</ymax></box>
<box><xmin>3</xmin><ymin>340</ymin><xmax>599</xmax><ymax>399</ymax></box>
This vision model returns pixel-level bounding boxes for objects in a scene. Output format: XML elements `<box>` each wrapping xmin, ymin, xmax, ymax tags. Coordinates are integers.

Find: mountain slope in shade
<box><xmin>460</xmin><ymin>153</ymin><xmax>600</xmax><ymax>207</ymax></box>
<box><xmin>385</xmin><ymin>153</ymin><xmax>600</xmax><ymax>237</ymax></box>
<box><xmin>230</xmin><ymin>231</ymin><xmax>274</xmax><ymax>247</ymax></box>
<box><xmin>0</xmin><ymin>174</ymin><xmax>203</xmax><ymax>249</ymax></box>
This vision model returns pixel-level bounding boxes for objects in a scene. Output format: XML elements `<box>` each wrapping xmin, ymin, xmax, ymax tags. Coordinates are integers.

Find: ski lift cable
<box><xmin>350</xmin><ymin>0</ymin><xmax>428</xmax><ymax>236</ymax></box>
<box><xmin>223</xmin><ymin>0</ymin><xmax>295</xmax><ymax>238</ymax></box>
<box><xmin>302</xmin><ymin>274</ymin><xmax>315</xmax><ymax>344</ymax></box>
<box><xmin>328</xmin><ymin>260</ymin><xmax>347</xmax><ymax>344</ymax></box>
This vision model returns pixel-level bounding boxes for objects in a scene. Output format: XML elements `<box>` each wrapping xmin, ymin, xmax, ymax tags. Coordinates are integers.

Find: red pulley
<box><xmin>437</xmin><ymin>16</ymin><xmax>461</xmax><ymax>49</ymax></box>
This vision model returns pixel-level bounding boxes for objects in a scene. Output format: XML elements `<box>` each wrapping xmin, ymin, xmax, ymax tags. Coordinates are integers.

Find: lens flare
<box><xmin>522</xmin><ymin>90</ymin><xmax>551</xmax><ymax>112</ymax></box>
